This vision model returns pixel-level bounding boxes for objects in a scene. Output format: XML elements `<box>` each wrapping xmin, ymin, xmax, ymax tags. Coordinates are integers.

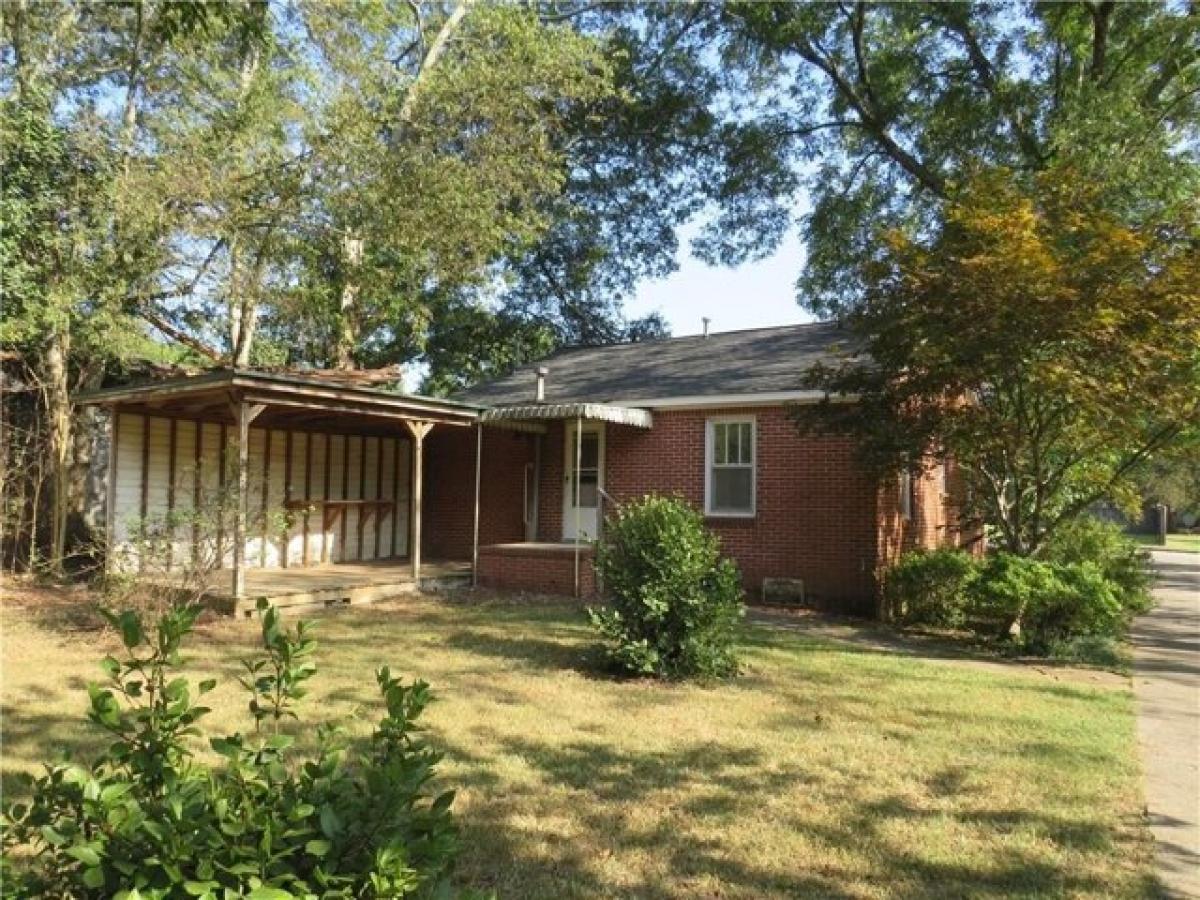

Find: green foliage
<box><xmin>1</xmin><ymin>601</ymin><xmax>463</xmax><ymax>899</ymax></box>
<box><xmin>1039</xmin><ymin>518</ymin><xmax>1153</xmax><ymax>615</ymax></box>
<box><xmin>796</xmin><ymin>167</ymin><xmax>1200</xmax><ymax>557</ymax></box>
<box><xmin>885</xmin><ymin>521</ymin><xmax>1152</xmax><ymax>656</ymax></box>
<box><xmin>589</xmin><ymin>495</ymin><xmax>744</xmax><ymax>679</ymax></box>
<box><xmin>882</xmin><ymin>548</ymin><xmax>977</xmax><ymax>628</ymax></box>
<box><xmin>712</xmin><ymin>2</ymin><xmax>1200</xmax><ymax>313</ymax></box>
<box><xmin>969</xmin><ymin>554</ymin><xmax>1129</xmax><ymax>653</ymax></box>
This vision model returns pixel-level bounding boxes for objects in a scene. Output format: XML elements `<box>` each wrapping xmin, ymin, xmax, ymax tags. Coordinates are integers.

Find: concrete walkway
<box><xmin>1134</xmin><ymin>550</ymin><xmax>1200</xmax><ymax>899</ymax></box>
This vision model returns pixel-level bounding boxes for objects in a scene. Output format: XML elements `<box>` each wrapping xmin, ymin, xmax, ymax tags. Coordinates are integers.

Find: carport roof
<box><xmin>77</xmin><ymin>368</ymin><xmax>480</xmax><ymax>433</ymax></box>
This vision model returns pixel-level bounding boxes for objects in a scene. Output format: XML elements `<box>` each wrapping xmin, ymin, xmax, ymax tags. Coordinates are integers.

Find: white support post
<box><xmin>573</xmin><ymin>413</ymin><xmax>583</xmax><ymax>598</ymax></box>
<box><xmin>471</xmin><ymin>422</ymin><xmax>482</xmax><ymax>587</ymax></box>
<box><xmin>530</xmin><ymin>433</ymin><xmax>542</xmax><ymax>541</ymax></box>
<box><xmin>230</xmin><ymin>398</ymin><xmax>265</xmax><ymax>600</ymax></box>
<box><xmin>404</xmin><ymin>420</ymin><xmax>433</xmax><ymax>583</ymax></box>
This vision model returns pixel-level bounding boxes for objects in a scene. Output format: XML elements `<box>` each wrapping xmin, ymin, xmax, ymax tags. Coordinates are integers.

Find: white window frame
<box><xmin>705</xmin><ymin>416</ymin><xmax>756</xmax><ymax>518</ymax></box>
<box><xmin>899</xmin><ymin>470</ymin><xmax>914</xmax><ymax>521</ymax></box>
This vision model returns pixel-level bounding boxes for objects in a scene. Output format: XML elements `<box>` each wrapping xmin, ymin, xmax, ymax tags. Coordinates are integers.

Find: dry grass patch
<box><xmin>1</xmin><ymin>590</ymin><xmax>1154</xmax><ymax>899</ymax></box>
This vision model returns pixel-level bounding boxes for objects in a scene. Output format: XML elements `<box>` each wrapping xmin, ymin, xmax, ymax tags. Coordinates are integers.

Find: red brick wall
<box><xmin>422</xmin><ymin>425</ymin><xmax>536</xmax><ymax>560</ymax></box>
<box><xmin>477</xmin><ymin>544</ymin><xmax>596</xmax><ymax>598</ymax></box>
<box><xmin>425</xmin><ymin>407</ymin><xmax>967</xmax><ymax>613</ymax></box>
<box><xmin>875</xmin><ymin>457</ymin><xmax>973</xmax><ymax>570</ymax></box>
<box><xmin>536</xmin><ymin>407</ymin><xmax>880</xmax><ymax>611</ymax></box>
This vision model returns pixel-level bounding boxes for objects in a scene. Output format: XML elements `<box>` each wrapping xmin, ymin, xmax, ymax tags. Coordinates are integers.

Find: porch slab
<box><xmin>163</xmin><ymin>559</ymin><xmax>471</xmax><ymax>616</ymax></box>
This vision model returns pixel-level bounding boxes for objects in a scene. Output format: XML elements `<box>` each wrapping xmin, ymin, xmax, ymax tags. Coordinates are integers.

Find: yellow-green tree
<box><xmin>799</xmin><ymin>167</ymin><xmax>1200</xmax><ymax>555</ymax></box>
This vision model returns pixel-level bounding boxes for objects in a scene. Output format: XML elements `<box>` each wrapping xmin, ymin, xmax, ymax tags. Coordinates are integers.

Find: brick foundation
<box><xmin>477</xmin><ymin>542</ymin><xmax>596</xmax><ymax>598</ymax></box>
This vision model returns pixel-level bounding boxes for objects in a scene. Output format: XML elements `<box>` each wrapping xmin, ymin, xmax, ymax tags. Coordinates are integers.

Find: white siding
<box><xmin>361</xmin><ymin>436</ymin><xmax>379</xmax><ymax>560</ymax></box>
<box><xmin>262</xmin><ymin>429</ymin><xmax>287</xmax><ymax>568</ymax></box>
<box><xmin>173</xmin><ymin>420</ymin><xmax>197</xmax><ymax>568</ymax></box>
<box><xmin>245</xmin><ymin>428</ymin><xmax>266</xmax><ymax>568</ymax></box>
<box><xmin>395</xmin><ymin>438</ymin><xmax>411</xmax><ymax>557</ymax></box>
<box><xmin>344</xmin><ymin>435</ymin><xmax>363</xmax><ymax>562</ymax></box>
<box><xmin>111</xmin><ymin>413</ymin><xmax>145</xmax><ymax>572</ymax></box>
<box><xmin>307</xmin><ymin>433</ymin><xmax>329</xmax><ymax>564</ymax></box>
<box><xmin>378</xmin><ymin>438</ymin><xmax>395</xmax><ymax>558</ymax></box>
<box><xmin>109</xmin><ymin>416</ymin><xmax>419</xmax><ymax>574</ymax></box>
<box><xmin>285</xmin><ymin>432</ymin><xmax>307</xmax><ymax>567</ymax></box>
<box><xmin>328</xmin><ymin>434</ymin><xmax>347</xmax><ymax>563</ymax></box>
<box><xmin>198</xmin><ymin>422</ymin><xmax>226</xmax><ymax>570</ymax></box>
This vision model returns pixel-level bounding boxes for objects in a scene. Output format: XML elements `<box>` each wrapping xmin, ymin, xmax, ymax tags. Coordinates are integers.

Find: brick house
<box><xmin>433</xmin><ymin>321</ymin><xmax>968</xmax><ymax>614</ymax></box>
<box><xmin>80</xmin><ymin>321</ymin><xmax>966</xmax><ymax>616</ymax></box>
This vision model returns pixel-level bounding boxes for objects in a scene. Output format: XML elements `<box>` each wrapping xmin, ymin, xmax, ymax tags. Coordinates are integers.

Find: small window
<box><xmin>706</xmin><ymin>418</ymin><xmax>755</xmax><ymax>516</ymax></box>
<box><xmin>899</xmin><ymin>470</ymin><xmax>915</xmax><ymax>521</ymax></box>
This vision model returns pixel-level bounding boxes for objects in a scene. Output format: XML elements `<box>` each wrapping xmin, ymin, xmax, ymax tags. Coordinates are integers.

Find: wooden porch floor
<box><xmin>180</xmin><ymin>559</ymin><xmax>471</xmax><ymax>616</ymax></box>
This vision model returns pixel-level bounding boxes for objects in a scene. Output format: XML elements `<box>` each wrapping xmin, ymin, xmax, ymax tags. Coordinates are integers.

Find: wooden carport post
<box><xmin>230</xmin><ymin>397</ymin><xmax>265</xmax><ymax>600</ymax></box>
<box><xmin>405</xmin><ymin>420</ymin><xmax>434</xmax><ymax>583</ymax></box>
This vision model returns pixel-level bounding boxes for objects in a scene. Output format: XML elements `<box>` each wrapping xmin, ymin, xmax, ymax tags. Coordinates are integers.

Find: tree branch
<box><xmin>397</xmin><ymin>0</ymin><xmax>475</xmax><ymax>127</ymax></box>
<box><xmin>795</xmin><ymin>32</ymin><xmax>946</xmax><ymax>197</ymax></box>
<box><xmin>138</xmin><ymin>307</ymin><xmax>223</xmax><ymax>362</ymax></box>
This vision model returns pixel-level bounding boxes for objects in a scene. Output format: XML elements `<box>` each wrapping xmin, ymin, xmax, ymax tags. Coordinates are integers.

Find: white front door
<box><xmin>563</xmin><ymin>422</ymin><xmax>604</xmax><ymax>541</ymax></box>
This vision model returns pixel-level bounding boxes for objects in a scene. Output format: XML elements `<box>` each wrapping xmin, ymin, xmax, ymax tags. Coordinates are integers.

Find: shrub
<box><xmin>882</xmin><ymin>549</ymin><xmax>979</xmax><ymax>627</ymax></box>
<box><xmin>968</xmin><ymin>553</ymin><xmax>1127</xmax><ymax>653</ymax></box>
<box><xmin>590</xmin><ymin>495</ymin><xmax>744</xmax><ymax>679</ymax></box>
<box><xmin>1040</xmin><ymin>518</ymin><xmax>1153</xmax><ymax>616</ymax></box>
<box><xmin>1</xmin><ymin>602</ymin><xmax>464</xmax><ymax>899</ymax></box>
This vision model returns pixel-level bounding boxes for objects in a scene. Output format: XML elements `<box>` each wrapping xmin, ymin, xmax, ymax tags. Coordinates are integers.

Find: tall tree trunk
<box><xmin>43</xmin><ymin>327</ymin><xmax>71</xmax><ymax>575</ymax></box>
<box><xmin>335</xmin><ymin>234</ymin><xmax>364</xmax><ymax>370</ymax></box>
<box><xmin>226</xmin><ymin>1</ymin><xmax>267</xmax><ymax>367</ymax></box>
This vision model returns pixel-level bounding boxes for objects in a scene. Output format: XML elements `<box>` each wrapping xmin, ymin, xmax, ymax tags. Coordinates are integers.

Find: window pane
<box><xmin>738</xmin><ymin>423</ymin><xmax>753</xmax><ymax>464</ymax></box>
<box><xmin>579</xmin><ymin>433</ymin><xmax>599</xmax><ymax>468</ymax></box>
<box><xmin>712</xmin><ymin>467</ymin><xmax>752</xmax><ymax>512</ymax></box>
<box><xmin>576</xmin><ymin>472</ymin><xmax>598</xmax><ymax>508</ymax></box>
<box><xmin>713</xmin><ymin>424</ymin><xmax>727</xmax><ymax>464</ymax></box>
<box><xmin>729</xmin><ymin>424</ymin><xmax>740</xmax><ymax>463</ymax></box>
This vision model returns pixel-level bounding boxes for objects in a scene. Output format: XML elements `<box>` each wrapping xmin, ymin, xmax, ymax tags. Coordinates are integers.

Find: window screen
<box><xmin>707</xmin><ymin>420</ymin><xmax>755</xmax><ymax>515</ymax></box>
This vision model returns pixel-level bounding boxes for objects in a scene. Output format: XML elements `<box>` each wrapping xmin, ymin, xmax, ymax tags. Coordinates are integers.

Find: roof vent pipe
<box><xmin>535</xmin><ymin>366</ymin><xmax>548</xmax><ymax>402</ymax></box>
<box><xmin>702</xmin><ymin>317</ymin><xmax>711</xmax><ymax>338</ymax></box>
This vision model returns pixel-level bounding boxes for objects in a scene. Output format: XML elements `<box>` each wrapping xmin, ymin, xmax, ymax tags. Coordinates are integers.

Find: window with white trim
<box><xmin>706</xmin><ymin>418</ymin><xmax>755</xmax><ymax>516</ymax></box>
<box><xmin>899</xmin><ymin>470</ymin><xmax>914</xmax><ymax>521</ymax></box>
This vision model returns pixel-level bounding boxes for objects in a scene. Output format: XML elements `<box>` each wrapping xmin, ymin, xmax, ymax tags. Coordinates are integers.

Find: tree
<box><xmin>689</xmin><ymin>2</ymin><xmax>1200</xmax><ymax>313</ymax></box>
<box><xmin>796</xmin><ymin>167</ymin><xmax>1200</xmax><ymax>557</ymax></box>
<box><xmin>1135</xmin><ymin>430</ymin><xmax>1200</xmax><ymax>523</ymax></box>
<box><xmin>256</xmin><ymin>2</ymin><xmax>615</xmax><ymax>373</ymax></box>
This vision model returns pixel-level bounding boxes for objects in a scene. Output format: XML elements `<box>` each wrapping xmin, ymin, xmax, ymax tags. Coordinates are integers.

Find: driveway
<box><xmin>1135</xmin><ymin>550</ymin><xmax>1200</xmax><ymax>899</ymax></box>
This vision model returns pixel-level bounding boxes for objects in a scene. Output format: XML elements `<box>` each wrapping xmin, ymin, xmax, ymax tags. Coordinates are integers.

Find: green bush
<box><xmin>968</xmin><ymin>553</ymin><xmax>1128</xmax><ymax>652</ymax></box>
<box><xmin>1040</xmin><ymin>518</ymin><xmax>1153</xmax><ymax>616</ymax></box>
<box><xmin>882</xmin><ymin>549</ymin><xmax>979</xmax><ymax>627</ymax></box>
<box><xmin>1</xmin><ymin>602</ymin><xmax>465</xmax><ymax>899</ymax></box>
<box><xmin>590</xmin><ymin>495</ymin><xmax>745</xmax><ymax>679</ymax></box>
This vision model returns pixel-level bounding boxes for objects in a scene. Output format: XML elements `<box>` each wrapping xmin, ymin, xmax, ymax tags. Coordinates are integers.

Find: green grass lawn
<box><xmin>2</xmin><ymin>592</ymin><xmax>1155</xmax><ymax>899</ymax></box>
<box><xmin>1132</xmin><ymin>533</ymin><xmax>1200</xmax><ymax>553</ymax></box>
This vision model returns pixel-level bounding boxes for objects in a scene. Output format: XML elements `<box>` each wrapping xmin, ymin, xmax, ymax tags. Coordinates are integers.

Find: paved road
<box><xmin>1134</xmin><ymin>550</ymin><xmax>1200</xmax><ymax>899</ymax></box>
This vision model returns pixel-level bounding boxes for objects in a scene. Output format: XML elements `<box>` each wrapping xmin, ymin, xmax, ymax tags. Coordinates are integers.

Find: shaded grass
<box><xmin>1</xmin><ymin>594</ymin><xmax>1155</xmax><ymax>899</ymax></box>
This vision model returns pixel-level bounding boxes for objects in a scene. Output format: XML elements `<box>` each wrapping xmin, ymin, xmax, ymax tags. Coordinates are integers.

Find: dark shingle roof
<box><xmin>455</xmin><ymin>321</ymin><xmax>860</xmax><ymax>406</ymax></box>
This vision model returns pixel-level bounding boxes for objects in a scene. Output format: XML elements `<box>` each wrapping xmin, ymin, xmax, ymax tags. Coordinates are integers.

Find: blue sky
<box><xmin>624</xmin><ymin>223</ymin><xmax>815</xmax><ymax>338</ymax></box>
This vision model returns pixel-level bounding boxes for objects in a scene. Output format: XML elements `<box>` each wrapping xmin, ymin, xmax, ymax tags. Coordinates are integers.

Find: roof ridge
<box><xmin>545</xmin><ymin>319</ymin><xmax>836</xmax><ymax>357</ymax></box>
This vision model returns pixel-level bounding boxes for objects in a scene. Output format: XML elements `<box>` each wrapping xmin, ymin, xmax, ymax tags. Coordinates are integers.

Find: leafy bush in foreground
<box><xmin>884</xmin><ymin>520</ymin><xmax>1152</xmax><ymax>657</ymax></box>
<box><xmin>1040</xmin><ymin>518</ymin><xmax>1153</xmax><ymax>615</ymax></box>
<box><xmin>1</xmin><ymin>602</ymin><xmax>463</xmax><ymax>899</ymax></box>
<box><xmin>970</xmin><ymin>553</ymin><xmax>1129</xmax><ymax>652</ymax></box>
<box><xmin>882</xmin><ymin>548</ymin><xmax>977</xmax><ymax>627</ymax></box>
<box><xmin>590</xmin><ymin>495</ymin><xmax>744</xmax><ymax>679</ymax></box>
